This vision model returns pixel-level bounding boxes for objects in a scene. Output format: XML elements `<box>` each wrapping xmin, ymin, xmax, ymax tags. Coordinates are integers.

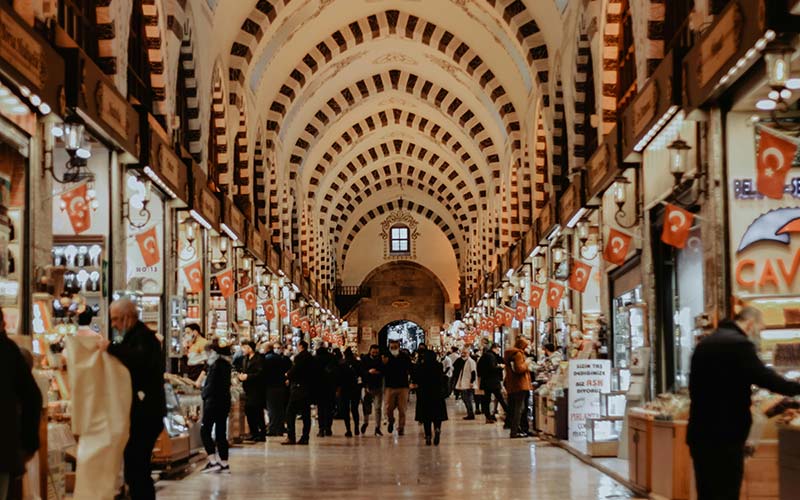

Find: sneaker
<box><xmin>375</xmin><ymin>428</ymin><xmax>383</xmax><ymax>436</ymax></box>
<box><xmin>201</xmin><ymin>462</ymin><xmax>220</xmax><ymax>473</ymax></box>
<box><xmin>297</xmin><ymin>437</ymin><xmax>309</xmax><ymax>445</ymax></box>
<box><xmin>217</xmin><ymin>465</ymin><xmax>231</xmax><ymax>474</ymax></box>
<box><xmin>360</xmin><ymin>423</ymin><xmax>368</xmax><ymax>434</ymax></box>
<box><xmin>388</xmin><ymin>422</ymin><xmax>394</xmax><ymax>433</ymax></box>
<box><xmin>345</xmin><ymin>431</ymin><xmax>353</xmax><ymax>438</ymax></box>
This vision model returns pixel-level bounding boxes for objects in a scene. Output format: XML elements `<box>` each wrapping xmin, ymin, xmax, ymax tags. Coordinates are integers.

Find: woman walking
<box><xmin>412</xmin><ymin>349</ymin><xmax>448</xmax><ymax>446</ymax></box>
<box><xmin>339</xmin><ymin>347</ymin><xmax>363</xmax><ymax>437</ymax></box>
<box><xmin>198</xmin><ymin>340</ymin><xmax>232</xmax><ymax>473</ymax></box>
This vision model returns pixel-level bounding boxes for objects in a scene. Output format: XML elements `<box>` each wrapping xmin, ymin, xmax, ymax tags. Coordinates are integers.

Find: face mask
<box><xmin>390</xmin><ymin>349</ymin><xmax>400</xmax><ymax>357</ymax></box>
<box><xmin>207</xmin><ymin>350</ymin><xmax>219</xmax><ymax>365</ymax></box>
<box><xmin>274</xmin><ymin>349</ymin><xmax>282</xmax><ymax>355</ymax></box>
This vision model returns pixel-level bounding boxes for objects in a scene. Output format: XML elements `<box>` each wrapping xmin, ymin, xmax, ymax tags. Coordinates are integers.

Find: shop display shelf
<box><xmin>779</xmin><ymin>425</ymin><xmax>800</xmax><ymax>499</ymax></box>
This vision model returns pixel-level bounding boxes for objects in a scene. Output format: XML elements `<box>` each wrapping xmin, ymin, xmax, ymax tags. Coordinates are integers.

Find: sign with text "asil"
<box><xmin>568</xmin><ymin>359</ymin><xmax>611</xmax><ymax>442</ymax></box>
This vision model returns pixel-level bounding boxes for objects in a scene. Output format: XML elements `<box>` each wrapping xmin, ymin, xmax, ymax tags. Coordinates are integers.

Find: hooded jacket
<box><xmin>503</xmin><ymin>347</ymin><xmax>531</xmax><ymax>394</ymax></box>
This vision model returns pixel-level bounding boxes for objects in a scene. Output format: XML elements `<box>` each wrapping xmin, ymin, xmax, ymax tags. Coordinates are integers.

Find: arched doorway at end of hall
<box><xmin>378</xmin><ymin>320</ymin><xmax>426</xmax><ymax>352</ymax></box>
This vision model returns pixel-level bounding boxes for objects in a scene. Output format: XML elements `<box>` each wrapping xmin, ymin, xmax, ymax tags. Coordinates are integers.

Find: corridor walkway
<box><xmin>156</xmin><ymin>402</ymin><xmax>639</xmax><ymax>499</ymax></box>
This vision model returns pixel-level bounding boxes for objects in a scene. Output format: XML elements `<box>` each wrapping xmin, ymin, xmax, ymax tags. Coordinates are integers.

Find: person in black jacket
<box><xmin>197</xmin><ymin>340</ymin><xmax>232</xmax><ymax>473</ymax></box>
<box><xmin>104</xmin><ymin>299</ymin><xmax>166</xmax><ymax>499</ymax></box>
<box><xmin>477</xmin><ymin>343</ymin><xmax>509</xmax><ymax>424</ymax></box>
<box><xmin>238</xmin><ymin>340</ymin><xmax>266</xmax><ymax>442</ymax></box>
<box><xmin>360</xmin><ymin>344</ymin><xmax>385</xmax><ymax>435</ymax></box>
<box><xmin>284</xmin><ymin>341</ymin><xmax>313</xmax><ymax>445</ymax></box>
<box><xmin>264</xmin><ymin>342</ymin><xmax>292</xmax><ymax>436</ymax></box>
<box><xmin>0</xmin><ymin>309</ymin><xmax>42</xmax><ymax>499</ymax></box>
<box><xmin>383</xmin><ymin>339</ymin><xmax>412</xmax><ymax>436</ymax></box>
<box><xmin>688</xmin><ymin>307</ymin><xmax>800</xmax><ymax>500</ymax></box>
<box><xmin>412</xmin><ymin>349</ymin><xmax>448</xmax><ymax>446</ymax></box>
<box><xmin>338</xmin><ymin>348</ymin><xmax>362</xmax><ymax>437</ymax></box>
<box><xmin>314</xmin><ymin>346</ymin><xmax>338</xmax><ymax>437</ymax></box>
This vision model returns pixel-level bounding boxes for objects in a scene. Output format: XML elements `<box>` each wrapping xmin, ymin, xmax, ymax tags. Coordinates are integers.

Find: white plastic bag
<box><xmin>66</xmin><ymin>336</ymin><xmax>132</xmax><ymax>500</ymax></box>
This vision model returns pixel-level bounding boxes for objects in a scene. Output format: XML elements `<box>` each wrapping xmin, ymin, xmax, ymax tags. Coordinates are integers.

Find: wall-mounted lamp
<box><xmin>46</xmin><ymin>116</ymin><xmax>94</xmax><ymax>184</ymax></box>
<box><xmin>612</xmin><ymin>175</ymin><xmax>639</xmax><ymax>229</ymax></box>
<box><xmin>532</xmin><ymin>254</ymin><xmax>547</xmax><ymax>284</ymax></box>
<box><xmin>123</xmin><ymin>177</ymin><xmax>152</xmax><ymax>229</ymax></box>
<box><xmin>765</xmin><ymin>42</ymin><xmax>793</xmax><ymax>91</ymax></box>
<box><xmin>219</xmin><ymin>237</ymin><xmax>229</xmax><ymax>261</ymax></box>
<box><xmin>551</xmin><ymin>244</ymin><xmax>566</xmax><ymax>264</ymax></box>
<box><xmin>668</xmin><ymin>137</ymin><xmax>705</xmax><ymax>207</ymax></box>
<box><xmin>576</xmin><ymin>221</ymin><xmax>598</xmax><ymax>259</ymax></box>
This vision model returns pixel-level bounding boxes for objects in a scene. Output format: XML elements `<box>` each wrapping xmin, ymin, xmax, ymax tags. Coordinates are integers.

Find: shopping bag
<box><xmin>66</xmin><ymin>336</ymin><xmax>132</xmax><ymax>500</ymax></box>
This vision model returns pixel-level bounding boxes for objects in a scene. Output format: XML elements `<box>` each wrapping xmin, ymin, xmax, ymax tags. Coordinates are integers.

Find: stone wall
<box><xmin>353</xmin><ymin>262</ymin><xmax>445</xmax><ymax>352</ymax></box>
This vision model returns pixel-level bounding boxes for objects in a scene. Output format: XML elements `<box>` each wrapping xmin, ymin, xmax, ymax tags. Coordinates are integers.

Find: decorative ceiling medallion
<box><xmin>380</xmin><ymin>208</ymin><xmax>420</xmax><ymax>261</ymax></box>
<box><xmin>374</xmin><ymin>53</ymin><xmax>418</xmax><ymax>65</ymax></box>
<box><xmin>392</xmin><ymin>299</ymin><xmax>411</xmax><ymax>309</ymax></box>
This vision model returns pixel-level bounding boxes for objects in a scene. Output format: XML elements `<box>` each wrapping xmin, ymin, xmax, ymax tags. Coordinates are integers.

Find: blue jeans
<box><xmin>461</xmin><ymin>389</ymin><xmax>475</xmax><ymax>417</ymax></box>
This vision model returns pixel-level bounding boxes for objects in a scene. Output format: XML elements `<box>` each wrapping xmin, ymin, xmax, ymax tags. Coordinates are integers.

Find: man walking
<box><xmin>453</xmin><ymin>349</ymin><xmax>477</xmax><ymax>420</ymax></box>
<box><xmin>284</xmin><ymin>341</ymin><xmax>313</xmax><ymax>445</ymax></box>
<box><xmin>478</xmin><ymin>343</ymin><xmax>508</xmax><ymax>423</ymax></box>
<box><xmin>383</xmin><ymin>339</ymin><xmax>412</xmax><ymax>435</ymax></box>
<box><xmin>361</xmin><ymin>344</ymin><xmax>385</xmax><ymax>435</ymax></box>
<box><xmin>264</xmin><ymin>342</ymin><xmax>292</xmax><ymax>436</ymax></box>
<box><xmin>314</xmin><ymin>345</ymin><xmax>338</xmax><ymax>437</ymax></box>
<box><xmin>688</xmin><ymin>307</ymin><xmax>800</xmax><ymax>499</ymax></box>
<box><xmin>238</xmin><ymin>340</ymin><xmax>266</xmax><ymax>441</ymax></box>
<box><xmin>103</xmin><ymin>299</ymin><xmax>166</xmax><ymax>499</ymax></box>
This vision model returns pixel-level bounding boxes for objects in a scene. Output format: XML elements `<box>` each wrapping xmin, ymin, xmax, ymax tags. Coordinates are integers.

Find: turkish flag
<box><xmin>529</xmin><ymin>285</ymin><xmax>544</xmax><ymax>308</ymax></box>
<box><xmin>61</xmin><ymin>183</ymin><xmax>91</xmax><ymax>234</ymax></box>
<box><xmin>515</xmin><ymin>302</ymin><xmax>527</xmax><ymax>321</ymax></box>
<box><xmin>290</xmin><ymin>309</ymin><xmax>301</xmax><ymax>327</ymax></box>
<box><xmin>568</xmin><ymin>260</ymin><xmax>593</xmax><ymax>293</ymax></box>
<box><xmin>494</xmin><ymin>308</ymin><xmax>504</xmax><ymax>327</ymax></box>
<box><xmin>661</xmin><ymin>203</ymin><xmax>694</xmax><ymax>249</ymax></box>
<box><xmin>486</xmin><ymin>316</ymin><xmax>496</xmax><ymax>331</ymax></box>
<box><xmin>479</xmin><ymin>318</ymin><xmax>488</xmax><ymax>332</ymax></box>
<box><xmin>279</xmin><ymin>300</ymin><xmax>289</xmax><ymax>320</ymax></box>
<box><xmin>135</xmin><ymin>226</ymin><xmax>160</xmax><ymax>267</ymax></box>
<box><xmin>214</xmin><ymin>268</ymin><xmax>234</xmax><ymax>298</ymax></box>
<box><xmin>310</xmin><ymin>325</ymin><xmax>318</xmax><ymax>338</ymax></box>
<box><xmin>263</xmin><ymin>300</ymin><xmax>276</xmax><ymax>321</ymax></box>
<box><xmin>603</xmin><ymin>228</ymin><xmax>633</xmax><ymax>266</ymax></box>
<box><xmin>757</xmin><ymin>128</ymin><xmax>797</xmax><ymax>199</ymax></box>
<box><xmin>503</xmin><ymin>306</ymin><xmax>515</xmax><ymax>327</ymax></box>
<box><xmin>240</xmin><ymin>285</ymin><xmax>257</xmax><ymax>311</ymax></box>
<box><xmin>182</xmin><ymin>260</ymin><xmax>203</xmax><ymax>293</ymax></box>
<box><xmin>301</xmin><ymin>318</ymin><xmax>310</xmax><ymax>333</ymax></box>
<box><xmin>547</xmin><ymin>281</ymin><xmax>565</xmax><ymax>308</ymax></box>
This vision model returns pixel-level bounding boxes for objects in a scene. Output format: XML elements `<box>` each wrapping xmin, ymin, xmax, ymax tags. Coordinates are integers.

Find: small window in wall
<box><xmin>390</xmin><ymin>225</ymin><xmax>410</xmax><ymax>254</ymax></box>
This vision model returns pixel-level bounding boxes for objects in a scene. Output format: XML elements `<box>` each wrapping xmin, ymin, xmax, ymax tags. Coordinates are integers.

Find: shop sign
<box><xmin>559</xmin><ymin>178</ymin><xmax>583</xmax><ymax>227</ymax></box>
<box><xmin>585</xmin><ymin>137</ymin><xmax>618</xmax><ymax>202</ymax></box>
<box><xmin>509</xmin><ymin>242</ymin><xmax>522</xmax><ymax>271</ymax></box>
<box><xmin>524</xmin><ymin>227</ymin><xmax>535</xmax><ymax>257</ymax></box>
<box><xmin>537</xmin><ymin>200</ymin><xmax>555</xmax><ymax>245</ymax></box>
<box><xmin>697</xmin><ymin>4</ymin><xmax>743</xmax><ymax>89</ymax></box>
<box><xmin>96</xmin><ymin>81</ymin><xmax>128</xmax><ymax>143</ymax></box>
<box><xmin>0</xmin><ymin>10</ymin><xmax>45</xmax><ymax>88</ymax></box>
<box><xmin>229</xmin><ymin>204</ymin><xmax>246</xmax><ymax>241</ymax></box>
<box><xmin>145</xmin><ymin>114</ymin><xmax>188</xmax><ymax>201</ymax></box>
<box><xmin>568</xmin><ymin>359</ymin><xmax>611</xmax><ymax>442</ymax></box>
<box><xmin>270</xmin><ymin>245</ymin><xmax>281</xmax><ymax>274</ymax></box>
<box><xmin>199</xmin><ymin>188</ymin><xmax>220</xmax><ymax>230</ymax></box>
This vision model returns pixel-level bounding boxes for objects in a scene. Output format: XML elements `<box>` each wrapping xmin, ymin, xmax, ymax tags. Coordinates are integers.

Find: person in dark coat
<box><xmin>0</xmin><ymin>309</ymin><xmax>42</xmax><ymax>499</ymax></box>
<box><xmin>360</xmin><ymin>344</ymin><xmax>385</xmax><ymax>435</ymax></box>
<box><xmin>313</xmin><ymin>346</ymin><xmax>338</xmax><ymax>437</ymax></box>
<box><xmin>412</xmin><ymin>349</ymin><xmax>448</xmax><ymax>446</ymax></box>
<box><xmin>104</xmin><ymin>299</ymin><xmax>166</xmax><ymax>499</ymax></box>
<box><xmin>504</xmin><ymin>337</ymin><xmax>532</xmax><ymax>439</ymax></box>
<box><xmin>198</xmin><ymin>340</ymin><xmax>232</xmax><ymax>473</ymax></box>
<box><xmin>383</xmin><ymin>340</ymin><xmax>412</xmax><ymax>436</ymax></box>
<box><xmin>284</xmin><ymin>341</ymin><xmax>314</xmax><ymax>445</ymax></box>
<box><xmin>338</xmin><ymin>348</ymin><xmax>362</xmax><ymax>437</ymax></box>
<box><xmin>688</xmin><ymin>307</ymin><xmax>800</xmax><ymax>500</ymax></box>
<box><xmin>477</xmin><ymin>343</ymin><xmax>509</xmax><ymax>423</ymax></box>
<box><xmin>238</xmin><ymin>340</ymin><xmax>266</xmax><ymax>441</ymax></box>
<box><xmin>264</xmin><ymin>342</ymin><xmax>292</xmax><ymax>436</ymax></box>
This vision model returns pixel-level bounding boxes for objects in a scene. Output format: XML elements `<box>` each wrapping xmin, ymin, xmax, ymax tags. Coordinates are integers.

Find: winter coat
<box><xmin>107</xmin><ymin>320</ymin><xmax>166</xmax><ymax>423</ymax></box>
<box><xmin>503</xmin><ymin>348</ymin><xmax>531</xmax><ymax>394</ymax></box>
<box><xmin>202</xmin><ymin>355</ymin><xmax>232</xmax><ymax>412</ymax></box>
<box><xmin>688</xmin><ymin>320</ymin><xmax>800</xmax><ymax>447</ymax></box>
<box><xmin>477</xmin><ymin>350</ymin><xmax>503</xmax><ymax>391</ymax></box>
<box><xmin>413</xmin><ymin>356</ymin><xmax>448</xmax><ymax>423</ymax></box>
<box><xmin>313</xmin><ymin>350</ymin><xmax>339</xmax><ymax>401</ymax></box>
<box><xmin>338</xmin><ymin>358</ymin><xmax>362</xmax><ymax>400</ymax></box>
<box><xmin>0</xmin><ymin>333</ymin><xmax>42</xmax><ymax>475</ymax></box>
<box><xmin>383</xmin><ymin>352</ymin><xmax>412</xmax><ymax>388</ymax></box>
<box><xmin>454</xmin><ymin>356</ymin><xmax>477</xmax><ymax>390</ymax></box>
<box><xmin>360</xmin><ymin>354</ymin><xmax>384</xmax><ymax>389</ymax></box>
<box><xmin>263</xmin><ymin>351</ymin><xmax>292</xmax><ymax>388</ymax></box>
<box><xmin>287</xmin><ymin>350</ymin><xmax>314</xmax><ymax>401</ymax></box>
<box><xmin>241</xmin><ymin>353</ymin><xmax>266</xmax><ymax>407</ymax></box>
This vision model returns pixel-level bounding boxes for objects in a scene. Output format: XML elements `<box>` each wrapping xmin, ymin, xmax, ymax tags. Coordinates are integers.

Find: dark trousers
<box><xmin>483</xmin><ymin>386</ymin><xmax>509</xmax><ymax>419</ymax></box>
<box><xmin>286</xmin><ymin>393</ymin><xmax>311</xmax><ymax>442</ymax></box>
<box><xmin>690</xmin><ymin>443</ymin><xmax>745</xmax><ymax>500</ymax></box>
<box><xmin>266</xmin><ymin>386</ymin><xmax>288</xmax><ymax>435</ymax></box>
<box><xmin>317</xmin><ymin>393</ymin><xmax>335</xmax><ymax>433</ymax></box>
<box><xmin>422</xmin><ymin>420</ymin><xmax>442</xmax><ymax>438</ymax></box>
<box><xmin>461</xmin><ymin>389</ymin><xmax>475</xmax><ymax>417</ymax></box>
<box><xmin>123</xmin><ymin>417</ymin><xmax>163</xmax><ymax>500</ymax></box>
<box><xmin>342</xmin><ymin>397</ymin><xmax>360</xmax><ymax>432</ymax></box>
<box><xmin>201</xmin><ymin>405</ymin><xmax>229</xmax><ymax>461</ymax></box>
<box><xmin>508</xmin><ymin>391</ymin><xmax>528</xmax><ymax>437</ymax></box>
<box><xmin>245</xmin><ymin>401</ymin><xmax>266</xmax><ymax>439</ymax></box>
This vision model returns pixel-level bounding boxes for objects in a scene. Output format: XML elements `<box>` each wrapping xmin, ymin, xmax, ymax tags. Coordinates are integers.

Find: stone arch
<box><xmin>551</xmin><ymin>77</ymin><xmax>569</xmax><ymax>199</ymax></box>
<box><xmin>284</xmin><ymin>70</ymin><xmax>502</xmax><ymax>186</ymax></box>
<box><xmin>253</xmin><ymin>131</ymin><xmax>267</xmax><ymax>228</ymax></box>
<box><xmin>534</xmin><ymin>103</ymin><xmax>550</xmax><ymax>211</ymax></box>
<box><xmin>208</xmin><ymin>66</ymin><xmax>229</xmax><ymax>193</ymax></box>
<box><xmin>360</xmin><ymin>260</ymin><xmax>450</xmax><ymax>305</ymax></box>
<box><xmin>177</xmin><ymin>13</ymin><xmax>202</xmax><ymax>161</ymax></box>
<box><xmin>233</xmin><ymin>103</ymin><xmax>251</xmax><ymax>217</ymax></box>
<box><xmin>601</xmin><ymin>0</ymin><xmax>637</xmax><ymax>134</ymax></box>
<box><xmin>573</xmin><ymin>33</ymin><xmax>598</xmax><ymax>171</ymax></box>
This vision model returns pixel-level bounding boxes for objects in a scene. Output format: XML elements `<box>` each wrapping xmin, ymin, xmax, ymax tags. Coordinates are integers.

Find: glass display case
<box><xmin>612</xmin><ymin>286</ymin><xmax>646</xmax><ymax>369</ymax></box>
<box><xmin>600</xmin><ymin>391</ymin><xmax>628</xmax><ymax>417</ymax></box>
<box><xmin>585</xmin><ymin>416</ymin><xmax>624</xmax><ymax>457</ymax></box>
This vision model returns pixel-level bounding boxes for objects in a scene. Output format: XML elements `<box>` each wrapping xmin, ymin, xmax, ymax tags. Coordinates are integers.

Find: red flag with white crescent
<box><xmin>661</xmin><ymin>203</ymin><xmax>694</xmax><ymax>249</ymax></box>
<box><xmin>494</xmin><ymin>308</ymin><xmax>504</xmax><ymax>327</ymax></box>
<box><xmin>310</xmin><ymin>325</ymin><xmax>318</xmax><ymax>338</ymax></box>
<box><xmin>135</xmin><ymin>225</ymin><xmax>160</xmax><ymax>267</ymax></box>
<box><xmin>547</xmin><ymin>281</ymin><xmax>565</xmax><ymax>308</ymax></box>
<box><xmin>756</xmin><ymin>127</ymin><xmax>797</xmax><ymax>199</ymax></box>
<box><xmin>503</xmin><ymin>306</ymin><xmax>515</xmax><ymax>327</ymax></box>
<box><xmin>240</xmin><ymin>285</ymin><xmax>257</xmax><ymax>311</ymax></box>
<box><xmin>263</xmin><ymin>300</ymin><xmax>276</xmax><ymax>321</ymax></box>
<box><xmin>182</xmin><ymin>260</ymin><xmax>203</xmax><ymax>293</ymax></box>
<box><xmin>515</xmin><ymin>302</ymin><xmax>527</xmax><ymax>321</ymax></box>
<box><xmin>568</xmin><ymin>260</ymin><xmax>593</xmax><ymax>293</ymax></box>
<box><xmin>279</xmin><ymin>300</ymin><xmax>289</xmax><ymax>320</ymax></box>
<box><xmin>291</xmin><ymin>309</ymin><xmax>301</xmax><ymax>327</ymax></box>
<box><xmin>603</xmin><ymin>228</ymin><xmax>633</xmax><ymax>266</ymax></box>
<box><xmin>61</xmin><ymin>183</ymin><xmax>91</xmax><ymax>234</ymax></box>
<box><xmin>301</xmin><ymin>317</ymin><xmax>310</xmax><ymax>333</ymax></box>
<box><xmin>214</xmin><ymin>268</ymin><xmax>234</xmax><ymax>298</ymax></box>
<box><xmin>529</xmin><ymin>285</ymin><xmax>544</xmax><ymax>308</ymax></box>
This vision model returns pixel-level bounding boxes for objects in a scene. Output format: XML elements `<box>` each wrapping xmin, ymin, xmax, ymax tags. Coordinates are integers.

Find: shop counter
<box><xmin>628</xmin><ymin>411</ymin><xmax>653</xmax><ymax>493</ymax></box>
<box><xmin>741</xmin><ymin>440</ymin><xmax>778</xmax><ymax>500</ymax></box>
<box><xmin>778</xmin><ymin>426</ymin><xmax>800</xmax><ymax>500</ymax></box>
<box><xmin>650</xmin><ymin>419</ymin><xmax>691</xmax><ymax>500</ymax></box>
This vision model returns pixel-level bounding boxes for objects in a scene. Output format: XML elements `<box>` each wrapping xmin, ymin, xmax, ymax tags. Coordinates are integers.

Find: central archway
<box><xmin>378</xmin><ymin>320</ymin><xmax>426</xmax><ymax>352</ymax></box>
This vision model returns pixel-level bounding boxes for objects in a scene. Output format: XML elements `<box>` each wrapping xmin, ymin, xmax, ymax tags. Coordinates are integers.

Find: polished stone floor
<box><xmin>157</xmin><ymin>401</ymin><xmax>640</xmax><ymax>499</ymax></box>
